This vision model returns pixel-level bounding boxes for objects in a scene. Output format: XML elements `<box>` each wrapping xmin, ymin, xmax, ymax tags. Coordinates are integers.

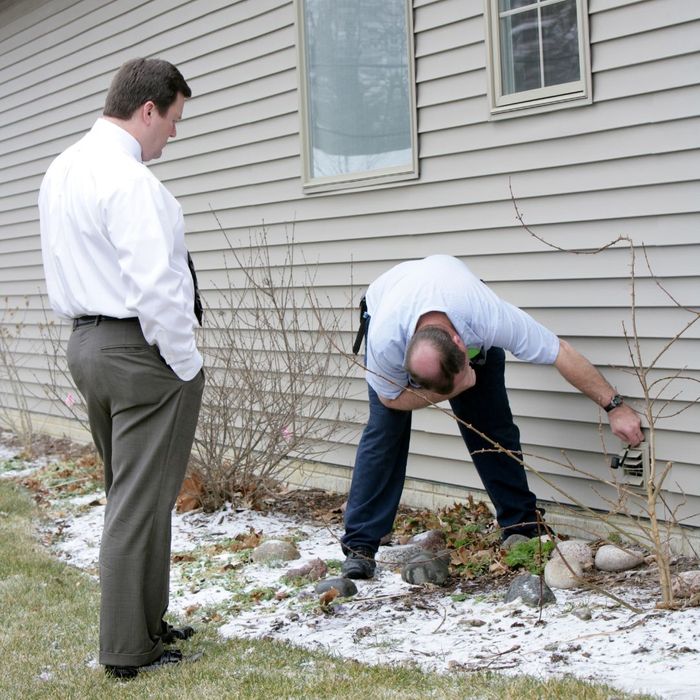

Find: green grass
<box><xmin>0</xmin><ymin>479</ymin><xmax>656</xmax><ymax>700</ymax></box>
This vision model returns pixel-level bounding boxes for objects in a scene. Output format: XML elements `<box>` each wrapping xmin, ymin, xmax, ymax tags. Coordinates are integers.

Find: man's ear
<box><xmin>141</xmin><ymin>100</ymin><xmax>156</xmax><ymax>125</ymax></box>
<box><xmin>452</xmin><ymin>332</ymin><xmax>466</xmax><ymax>350</ymax></box>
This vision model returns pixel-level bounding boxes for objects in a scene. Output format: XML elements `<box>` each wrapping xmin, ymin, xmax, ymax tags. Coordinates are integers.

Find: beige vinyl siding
<box><xmin>1</xmin><ymin>0</ymin><xmax>699</xmax><ymax>527</ymax></box>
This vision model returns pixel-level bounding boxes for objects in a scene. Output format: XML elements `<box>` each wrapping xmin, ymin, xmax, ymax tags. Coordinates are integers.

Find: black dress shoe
<box><xmin>105</xmin><ymin>649</ymin><xmax>183</xmax><ymax>680</ymax></box>
<box><xmin>104</xmin><ymin>664</ymin><xmax>138</xmax><ymax>680</ymax></box>
<box><xmin>162</xmin><ymin>624</ymin><xmax>196</xmax><ymax>644</ymax></box>
<box><xmin>341</xmin><ymin>548</ymin><xmax>376</xmax><ymax>579</ymax></box>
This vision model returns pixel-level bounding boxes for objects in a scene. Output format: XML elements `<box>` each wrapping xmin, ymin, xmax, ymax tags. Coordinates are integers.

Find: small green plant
<box><xmin>0</xmin><ymin>458</ymin><xmax>25</xmax><ymax>473</ymax></box>
<box><xmin>504</xmin><ymin>538</ymin><xmax>555</xmax><ymax>575</ymax></box>
<box><xmin>279</xmin><ymin>573</ymin><xmax>309</xmax><ymax>588</ymax></box>
<box><xmin>28</xmin><ymin>456</ymin><xmax>103</xmax><ymax>496</ymax></box>
<box><xmin>234</xmin><ymin>586</ymin><xmax>278</xmax><ymax>604</ymax></box>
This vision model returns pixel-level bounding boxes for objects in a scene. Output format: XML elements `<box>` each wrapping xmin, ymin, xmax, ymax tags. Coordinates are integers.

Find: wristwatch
<box><xmin>603</xmin><ymin>394</ymin><xmax>624</xmax><ymax>412</ymax></box>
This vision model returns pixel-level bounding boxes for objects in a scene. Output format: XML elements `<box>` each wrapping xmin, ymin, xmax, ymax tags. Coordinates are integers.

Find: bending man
<box><xmin>341</xmin><ymin>255</ymin><xmax>643</xmax><ymax>579</ymax></box>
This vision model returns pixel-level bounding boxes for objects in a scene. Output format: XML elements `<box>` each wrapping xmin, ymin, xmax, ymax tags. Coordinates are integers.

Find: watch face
<box><xmin>606</xmin><ymin>395</ymin><xmax>623</xmax><ymax>411</ymax></box>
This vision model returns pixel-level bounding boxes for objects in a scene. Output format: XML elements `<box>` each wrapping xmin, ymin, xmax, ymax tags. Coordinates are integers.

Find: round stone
<box><xmin>401</xmin><ymin>551</ymin><xmax>450</xmax><ymax>586</ymax></box>
<box><xmin>376</xmin><ymin>544</ymin><xmax>424</xmax><ymax>571</ymax></box>
<box><xmin>551</xmin><ymin>540</ymin><xmax>594</xmax><ymax>571</ymax></box>
<box><xmin>284</xmin><ymin>557</ymin><xmax>327</xmax><ymax>582</ymax></box>
<box><xmin>314</xmin><ymin>576</ymin><xmax>358</xmax><ymax>597</ymax></box>
<box><xmin>573</xmin><ymin>606</ymin><xmax>592</xmax><ymax>621</ymax></box>
<box><xmin>407</xmin><ymin>529</ymin><xmax>447</xmax><ymax>552</ymax></box>
<box><xmin>594</xmin><ymin>544</ymin><xmax>644</xmax><ymax>572</ymax></box>
<box><xmin>251</xmin><ymin>539</ymin><xmax>301</xmax><ymax>565</ymax></box>
<box><xmin>504</xmin><ymin>573</ymin><xmax>556</xmax><ymax>607</ymax></box>
<box><xmin>544</xmin><ymin>556</ymin><xmax>584</xmax><ymax>589</ymax></box>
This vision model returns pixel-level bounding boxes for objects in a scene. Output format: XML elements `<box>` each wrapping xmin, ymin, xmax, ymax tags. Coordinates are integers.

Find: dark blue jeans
<box><xmin>342</xmin><ymin>347</ymin><xmax>540</xmax><ymax>554</ymax></box>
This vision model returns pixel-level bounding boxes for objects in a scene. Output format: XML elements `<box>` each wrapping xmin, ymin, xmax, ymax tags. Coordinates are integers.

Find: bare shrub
<box><xmin>190</xmin><ymin>224</ymin><xmax>354</xmax><ymax>511</ymax></box>
<box><xmin>509</xmin><ymin>185</ymin><xmax>700</xmax><ymax>607</ymax></box>
<box><xmin>36</xmin><ymin>296</ymin><xmax>90</xmax><ymax>435</ymax></box>
<box><xmin>1</xmin><ymin>294</ymin><xmax>92</xmax><ymax>457</ymax></box>
<box><xmin>0</xmin><ymin>298</ymin><xmax>35</xmax><ymax>455</ymax></box>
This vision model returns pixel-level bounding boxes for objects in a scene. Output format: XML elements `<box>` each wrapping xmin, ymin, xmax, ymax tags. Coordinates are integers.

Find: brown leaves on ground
<box><xmin>21</xmin><ymin>451</ymin><xmax>103</xmax><ymax>502</ymax></box>
<box><xmin>393</xmin><ymin>497</ymin><xmax>509</xmax><ymax>582</ymax></box>
<box><xmin>176</xmin><ymin>472</ymin><xmax>205</xmax><ymax>512</ymax></box>
<box><xmin>228</xmin><ymin>527</ymin><xmax>263</xmax><ymax>552</ymax></box>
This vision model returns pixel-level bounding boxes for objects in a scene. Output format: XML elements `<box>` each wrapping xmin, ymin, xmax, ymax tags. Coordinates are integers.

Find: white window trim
<box><xmin>483</xmin><ymin>0</ymin><xmax>592</xmax><ymax>119</ymax></box>
<box><xmin>294</xmin><ymin>0</ymin><xmax>419</xmax><ymax>193</ymax></box>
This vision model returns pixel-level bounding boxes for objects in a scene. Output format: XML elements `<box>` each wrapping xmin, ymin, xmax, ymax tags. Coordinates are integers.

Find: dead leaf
<box><xmin>489</xmin><ymin>561</ymin><xmax>509</xmax><ymax>576</ymax></box>
<box><xmin>176</xmin><ymin>473</ymin><xmax>204</xmax><ymax>513</ymax></box>
<box><xmin>229</xmin><ymin>527</ymin><xmax>263</xmax><ymax>551</ymax></box>
<box><xmin>319</xmin><ymin>587</ymin><xmax>339</xmax><ymax>609</ymax></box>
<box><xmin>172</xmin><ymin>553</ymin><xmax>196</xmax><ymax>563</ymax></box>
<box><xmin>184</xmin><ymin>604</ymin><xmax>201</xmax><ymax>617</ymax></box>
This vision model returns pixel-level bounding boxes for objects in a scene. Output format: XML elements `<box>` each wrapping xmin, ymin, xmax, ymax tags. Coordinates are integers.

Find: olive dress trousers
<box><xmin>67</xmin><ymin>317</ymin><xmax>204</xmax><ymax>667</ymax></box>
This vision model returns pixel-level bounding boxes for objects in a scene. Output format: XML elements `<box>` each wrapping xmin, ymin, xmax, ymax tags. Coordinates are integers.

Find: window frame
<box><xmin>294</xmin><ymin>0</ymin><xmax>419</xmax><ymax>193</ymax></box>
<box><xmin>483</xmin><ymin>0</ymin><xmax>592</xmax><ymax>118</ymax></box>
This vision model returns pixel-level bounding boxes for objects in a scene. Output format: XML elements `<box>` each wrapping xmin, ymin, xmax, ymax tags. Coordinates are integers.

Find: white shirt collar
<box><xmin>91</xmin><ymin>117</ymin><xmax>143</xmax><ymax>162</ymax></box>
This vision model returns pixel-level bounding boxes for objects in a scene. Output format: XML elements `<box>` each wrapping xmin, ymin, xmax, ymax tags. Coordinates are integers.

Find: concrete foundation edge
<box><xmin>6</xmin><ymin>413</ymin><xmax>699</xmax><ymax>557</ymax></box>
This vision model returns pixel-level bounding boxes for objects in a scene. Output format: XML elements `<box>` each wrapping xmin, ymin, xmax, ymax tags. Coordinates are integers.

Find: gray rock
<box><xmin>283</xmin><ymin>557</ymin><xmax>327</xmax><ymax>582</ymax></box>
<box><xmin>551</xmin><ymin>540</ymin><xmax>594</xmax><ymax>571</ymax></box>
<box><xmin>544</xmin><ymin>556</ymin><xmax>584</xmax><ymax>590</ymax></box>
<box><xmin>407</xmin><ymin>529</ymin><xmax>447</xmax><ymax>552</ymax></box>
<box><xmin>436</xmin><ymin>549</ymin><xmax>452</xmax><ymax>565</ymax></box>
<box><xmin>401</xmin><ymin>551</ymin><xmax>450</xmax><ymax>586</ymax></box>
<box><xmin>504</xmin><ymin>573</ymin><xmax>556</xmax><ymax>607</ymax></box>
<box><xmin>594</xmin><ymin>544</ymin><xmax>644</xmax><ymax>572</ymax></box>
<box><xmin>459</xmin><ymin>618</ymin><xmax>487</xmax><ymax>627</ymax></box>
<box><xmin>572</xmin><ymin>606</ymin><xmax>592</xmax><ymax>621</ymax></box>
<box><xmin>376</xmin><ymin>544</ymin><xmax>424</xmax><ymax>571</ymax></box>
<box><xmin>314</xmin><ymin>576</ymin><xmax>357</xmax><ymax>597</ymax></box>
<box><xmin>251</xmin><ymin>539</ymin><xmax>301</xmax><ymax>565</ymax></box>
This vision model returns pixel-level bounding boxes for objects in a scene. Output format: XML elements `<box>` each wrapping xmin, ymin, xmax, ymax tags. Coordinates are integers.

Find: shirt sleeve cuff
<box><xmin>169</xmin><ymin>349</ymin><xmax>204</xmax><ymax>381</ymax></box>
<box><xmin>366</xmin><ymin>374</ymin><xmax>402</xmax><ymax>400</ymax></box>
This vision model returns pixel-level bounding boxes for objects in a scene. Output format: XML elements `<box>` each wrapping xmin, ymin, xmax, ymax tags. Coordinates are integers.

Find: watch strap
<box><xmin>604</xmin><ymin>394</ymin><xmax>624</xmax><ymax>412</ymax></box>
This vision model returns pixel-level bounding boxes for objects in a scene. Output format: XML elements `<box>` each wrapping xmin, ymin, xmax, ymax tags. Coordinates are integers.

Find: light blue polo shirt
<box><xmin>365</xmin><ymin>255</ymin><xmax>560</xmax><ymax>400</ymax></box>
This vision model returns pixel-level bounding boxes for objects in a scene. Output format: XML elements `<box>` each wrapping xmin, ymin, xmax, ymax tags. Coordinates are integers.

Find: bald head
<box><xmin>405</xmin><ymin>325</ymin><xmax>466</xmax><ymax>394</ymax></box>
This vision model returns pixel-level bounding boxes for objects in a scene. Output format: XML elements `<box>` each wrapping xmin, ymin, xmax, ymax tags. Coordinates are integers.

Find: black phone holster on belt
<box><xmin>352</xmin><ymin>296</ymin><xmax>368</xmax><ymax>355</ymax></box>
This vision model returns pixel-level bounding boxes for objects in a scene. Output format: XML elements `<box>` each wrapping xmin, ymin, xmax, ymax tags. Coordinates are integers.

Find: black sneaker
<box><xmin>341</xmin><ymin>548</ymin><xmax>376</xmax><ymax>579</ymax></box>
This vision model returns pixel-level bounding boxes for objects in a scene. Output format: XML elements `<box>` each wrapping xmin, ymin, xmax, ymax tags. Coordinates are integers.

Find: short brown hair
<box><xmin>103</xmin><ymin>58</ymin><xmax>192</xmax><ymax>119</ymax></box>
<box><xmin>405</xmin><ymin>326</ymin><xmax>466</xmax><ymax>395</ymax></box>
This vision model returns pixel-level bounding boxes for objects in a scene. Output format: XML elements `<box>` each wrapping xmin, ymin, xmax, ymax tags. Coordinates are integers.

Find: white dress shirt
<box><xmin>39</xmin><ymin>118</ymin><xmax>202</xmax><ymax>381</ymax></box>
<box><xmin>365</xmin><ymin>255</ymin><xmax>560</xmax><ymax>399</ymax></box>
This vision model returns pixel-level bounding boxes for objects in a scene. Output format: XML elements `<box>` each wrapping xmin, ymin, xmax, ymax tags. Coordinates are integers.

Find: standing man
<box><xmin>39</xmin><ymin>58</ymin><xmax>205</xmax><ymax>679</ymax></box>
<box><xmin>341</xmin><ymin>255</ymin><xmax>643</xmax><ymax>579</ymax></box>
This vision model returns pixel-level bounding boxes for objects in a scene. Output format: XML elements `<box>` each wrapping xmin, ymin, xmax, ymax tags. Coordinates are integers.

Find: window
<box><xmin>485</xmin><ymin>0</ymin><xmax>591</xmax><ymax>116</ymax></box>
<box><xmin>296</xmin><ymin>0</ymin><xmax>418</xmax><ymax>191</ymax></box>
